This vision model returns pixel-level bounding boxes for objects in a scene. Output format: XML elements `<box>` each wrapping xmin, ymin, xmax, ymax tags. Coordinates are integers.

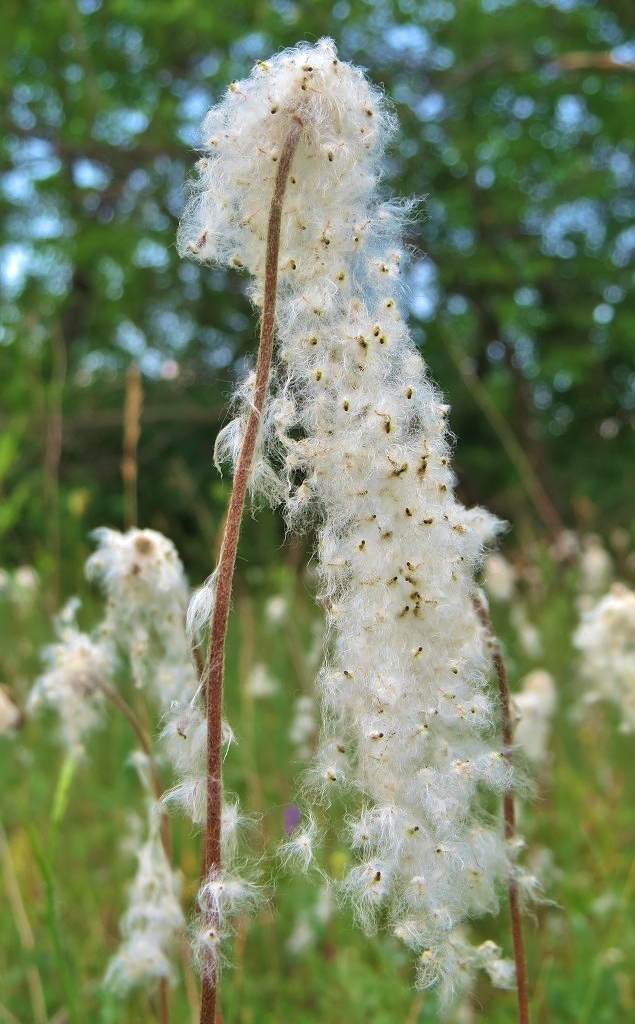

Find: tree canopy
<box><xmin>2</xmin><ymin>0</ymin><xmax>634</xmax><ymax>577</ymax></box>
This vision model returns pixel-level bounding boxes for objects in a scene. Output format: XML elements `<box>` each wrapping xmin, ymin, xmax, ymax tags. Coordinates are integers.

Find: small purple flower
<box><xmin>284</xmin><ymin>805</ymin><xmax>301</xmax><ymax>835</ymax></box>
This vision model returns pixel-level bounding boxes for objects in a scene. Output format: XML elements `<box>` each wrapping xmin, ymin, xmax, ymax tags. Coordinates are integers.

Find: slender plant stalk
<box><xmin>158</xmin><ymin>981</ymin><xmax>170</xmax><ymax>1024</ymax></box>
<box><xmin>43</xmin><ymin>323</ymin><xmax>67</xmax><ymax>610</ymax></box>
<box><xmin>122</xmin><ymin>364</ymin><xmax>143</xmax><ymax>530</ymax></box>
<box><xmin>0</xmin><ymin>819</ymin><xmax>48</xmax><ymax>1024</ymax></box>
<box><xmin>442</xmin><ymin>321</ymin><xmax>564</xmax><ymax>542</ymax></box>
<box><xmin>99</xmin><ymin>681</ymin><xmax>171</xmax><ymax>861</ymax></box>
<box><xmin>28</xmin><ymin>827</ymin><xmax>80</xmax><ymax>1024</ymax></box>
<box><xmin>198</xmin><ymin>118</ymin><xmax>302</xmax><ymax>1024</ymax></box>
<box><xmin>473</xmin><ymin>594</ymin><xmax>530</xmax><ymax>1024</ymax></box>
<box><xmin>99</xmin><ymin>681</ymin><xmax>171</xmax><ymax>1023</ymax></box>
<box><xmin>0</xmin><ymin>1003</ymin><xmax>23</xmax><ymax>1024</ymax></box>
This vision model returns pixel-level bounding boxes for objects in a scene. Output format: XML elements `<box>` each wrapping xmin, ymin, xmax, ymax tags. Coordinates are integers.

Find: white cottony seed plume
<box><xmin>28</xmin><ymin>598</ymin><xmax>114</xmax><ymax>757</ymax></box>
<box><xmin>574</xmin><ymin>583</ymin><xmax>635</xmax><ymax>732</ymax></box>
<box><xmin>513</xmin><ymin>670</ymin><xmax>556</xmax><ymax>766</ymax></box>
<box><xmin>105</xmin><ymin>794</ymin><xmax>184</xmax><ymax>995</ymax></box>
<box><xmin>86</xmin><ymin>527</ymin><xmax>199</xmax><ymax>705</ymax></box>
<box><xmin>180</xmin><ymin>39</ymin><xmax>515</xmax><ymax>998</ymax></box>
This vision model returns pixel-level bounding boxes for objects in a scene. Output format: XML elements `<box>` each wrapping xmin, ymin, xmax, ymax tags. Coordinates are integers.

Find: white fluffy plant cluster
<box><xmin>87</xmin><ymin>529</ymin><xmax>253</xmax><ymax>985</ymax></box>
<box><xmin>29</xmin><ymin>528</ymin><xmax>207</xmax><ymax>995</ymax></box>
<box><xmin>574</xmin><ymin>583</ymin><xmax>635</xmax><ymax>732</ymax></box>
<box><xmin>180</xmin><ymin>40</ymin><xmax>516</xmax><ymax>999</ymax></box>
<box><xmin>105</xmin><ymin>754</ymin><xmax>185</xmax><ymax>995</ymax></box>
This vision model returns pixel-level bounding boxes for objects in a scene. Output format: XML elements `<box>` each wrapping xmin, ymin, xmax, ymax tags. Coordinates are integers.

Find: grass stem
<box><xmin>0</xmin><ymin>819</ymin><xmax>48</xmax><ymax>1024</ymax></box>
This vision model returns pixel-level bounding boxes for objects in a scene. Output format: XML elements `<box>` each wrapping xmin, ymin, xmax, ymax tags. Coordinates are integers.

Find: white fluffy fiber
<box><xmin>180</xmin><ymin>39</ymin><xmax>514</xmax><ymax>998</ymax></box>
<box><xmin>575</xmin><ymin>583</ymin><xmax>635</xmax><ymax>732</ymax></box>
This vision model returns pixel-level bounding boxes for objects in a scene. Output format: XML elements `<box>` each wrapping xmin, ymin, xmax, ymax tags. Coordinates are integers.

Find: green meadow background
<box><xmin>1</xmin><ymin>0</ymin><xmax>634</xmax><ymax>1021</ymax></box>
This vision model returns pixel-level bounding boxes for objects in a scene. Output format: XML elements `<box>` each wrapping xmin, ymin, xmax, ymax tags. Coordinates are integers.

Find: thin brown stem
<box><xmin>121</xmin><ymin>364</ymin><xmax>143</xmax><ymax>530</ymax></box>
<box><xmin>442</xmin><ymin>321</ymin><xmax>564</xmax><ymax>543</ymax></box>
<box><xmin>99</xmin><ymin>681</ymin><xmax>172</xmax><ymax>1022</ymax></box>
<box><xmin>473</xmin><ymin>594</ymin><xmax>530</xmax><ymax>1024</ymax></box>
<box><xmin>159</xmin><ymin>977</ymin><xmax>170</xmax><ymax>1024</ymax></box>
<box><xmin>99</xmin><ymin>682</ymin><xmax>171</xmax><ymax>862</ymax></box>
<box><xmin>43</xmin><ymin>323</ymin><xmax>67</xmax><ymax>610</ymax></box>
<box><xmin>198</xmin><ymin>117</ymin><xmax>303</xmax><ymax>1024</ymax></box>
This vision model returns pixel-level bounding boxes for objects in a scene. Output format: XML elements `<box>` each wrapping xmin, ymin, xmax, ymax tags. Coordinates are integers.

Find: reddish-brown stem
<box><xmin>159</xmin><ymin>977</ymin><xmax>170</xmax><ymax>1024</ymax></box>
<box><xmin>198</xmin><ymin>118</ymin><xmax>302</xmax><ymax>1024</ymax></box>
<box><xmin>473</xmin><ymin>594</ymin><xmax>530</xmax><ymax>1024</ymax></box>
<box><xmin>122</xmin><ymin>363</ymin><xmax>143</xmax><ymax>530</ymax></box>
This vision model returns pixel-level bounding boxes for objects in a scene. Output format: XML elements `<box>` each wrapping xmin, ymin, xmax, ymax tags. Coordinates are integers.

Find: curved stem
<box><xmin>99</xmin><ymin>681</ymin><xmax>171</xmax><ymax>861</ymax></box>
<box><xmin>473</xmin><ymin>593</ymin><xmax>530</xmax><ymax>1024</ymax></box>
<box><xmin>198</xmin><ymin>118</ymin><xmax>302</xmax><ymax>1024</ymax></box>
<box><xmin>443</xmin><ymin>320</ymin><xmax>564</xmax><ymax>543</ymax></box>
<box><xmin>99</xmin><ymin>682</ymin><xmax>172</xmax><ymax>1022</ymax></box>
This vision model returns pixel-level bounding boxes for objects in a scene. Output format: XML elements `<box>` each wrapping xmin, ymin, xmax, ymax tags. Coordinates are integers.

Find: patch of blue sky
<box><xmin>116</xmin><ymin>320</ymin><xmax>147</xmax><ymax>357</ymax></box>
<box><xmin>481</xmin><ymin>0</ymin><xmax>517</xmax><ymax>12</ymax></box>
<box><xmin>611</xmin><ymin>41</ymin><xmax>635</xmax><ymax>66</ymax></box>
<box><xmin>72</xmin><ymin>158</ymin><xmax>112</xmax><ymax>190</ymax></box>
<box><xmin>414</xmin><ymin>92</ymin><xmax>445</xmax><ymax>122</ymax></box>
<box><xmin>2</xmin><ymin>172</ymin><xmax>36</xmax><ymax>205</ymax></box>
<box><xmin>139</xmin><ymin>349</ymin><xmax>166</xmax><ymax>378</ymax></box>
<box><xmin>93</xmin><ymin>108</ymin><xmax>149</xmax><ymax>146</ymax></box>
<box><xmin>554</xmin><ymin>94</ymin><xmax>600</xmax><ymax>135</ymax></box>
<box><xmin>608</xmin><ymin>151</ymin><xmax>635</xmax><ymax>189</ymax></box>
<box><xmin>611</xmin><ymin>226</ymin><xmax>635</xmax><ymax>269</ymax></box>
<box><xmin>0</xmin><ymin>245</ymin><xmax>30</xmax><ymax>295</ymax></box>
<box><xmin>231</xmin><ymin>32</ymin><xmax>271</xmax><ymax>62</ymax></box>
<box><xmin>526</xmin><ymin>199</ymin><xmax>606</xmax><ymax>258</ymax></box>
<box><xmin>34</xmin><ymin>213</ymin><xmax>64</xmax><ymax>240</ymax></box>
<box><xmin>417</xmin><ymin>2</ymin><xmax>455</xmax><ymax>24</ymax></box>
<box><xmin>134</xmin><ymin>239</ymin><xmax>169</xmax><ymax>270</ymax></box>
<box><xmin>408</xmin><ymin>258</ymin><xmax>440</xmax><ymax>321</ymax></box>
<box><xmin>178</xmin><ymin>87</ymin><xmax>211</xmax><ymax>126</ymax></box>
<box><xmin>385</xmin><ymin>24</ymin><xmax>432</xmax><ymax>61</ymax></box>
<box><xmin>152</xmin><ymin>310</ymin><xmax>195</xmax><ymax>352</ymax></box>
<box><xmin>533</xmin><ymin>0</ymin><xmax>584</xmax><ymax>12</ymax></box>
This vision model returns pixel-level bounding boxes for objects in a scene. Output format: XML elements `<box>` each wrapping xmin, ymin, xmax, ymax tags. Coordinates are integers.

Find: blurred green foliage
<box><xmin>1</xmin><ymin>0</ymin><xmax>634</xmax><ymax>585</ymax></box>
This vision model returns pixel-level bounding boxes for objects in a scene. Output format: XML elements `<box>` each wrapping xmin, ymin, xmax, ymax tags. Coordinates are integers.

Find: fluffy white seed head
<box><xmin>179</xmin><ymin>38</ymin><xmax>516</xmax><ymax>996</ymax></box>
<box><xmin>178</xmin><ymin>38</ymin><xmax>395</xmax><ymax>300</ymax></box>
<box><xmin>28</xmin><ymin>599</ymin><xmax>115</xmax><ymax>756</ymax></box>
<box><xmin>483</xmin><ymin>553</ymin><xmax>516</xmax><ymax>603</ymax></box>
<box><xmin>246</xmin><ymin>662</ymin><xmax>279</xmax><ymax>699</ymax></box>
<box><xmin>186</xmin><ymin>569</ymin><xmax>218</xmax><ymax>640</ymax></box>
<box><xmin>104</xmin><ymin>811</ymin><xmax>184</xmax><ymax>996</ymax></box>
<box><xmin>289</xmin><ymin>694</ymin><xmax>317</xmax><ymax>759</ymax></box>
<box><xmin>574</xmin><ymin>583</ymin><xmax>635</xmax><ymax>731</ymax></box>
<box><xmin>578</xmin><ymin>533</ymin><xmax>613</xmax><ymax>598</ymax></box>
<box><xmin>87</xmin><ymin>528</ymin><xmax>189</xmax><ymax>609</ymax></box>
<box><xmin>0</xmin><ymin>686</ymin><xmax>21</xmax><ymax>735</ymax></box>
<box><xmin>87</xmin><ymin>528</ymin><xmax>198</xmax><ymax>706</ymax></box>
<box><xmin>193</xmin><ymin>867</ymin><xmax>263</xmax><ymax>979</ymax></box>
<box><xmin>513</xmin><ymin>670</ymin><xmax>556</xmax><ymax>765</ymax></box>
<box><xmin>278</xmin><ymin>814</ymin><xmax>320</xmax><ymax>873</ymax></box>
<box><xmin>160</xmin><ymin>699</ymin><xmax>236</xmax><ymax>828</ymax></box>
